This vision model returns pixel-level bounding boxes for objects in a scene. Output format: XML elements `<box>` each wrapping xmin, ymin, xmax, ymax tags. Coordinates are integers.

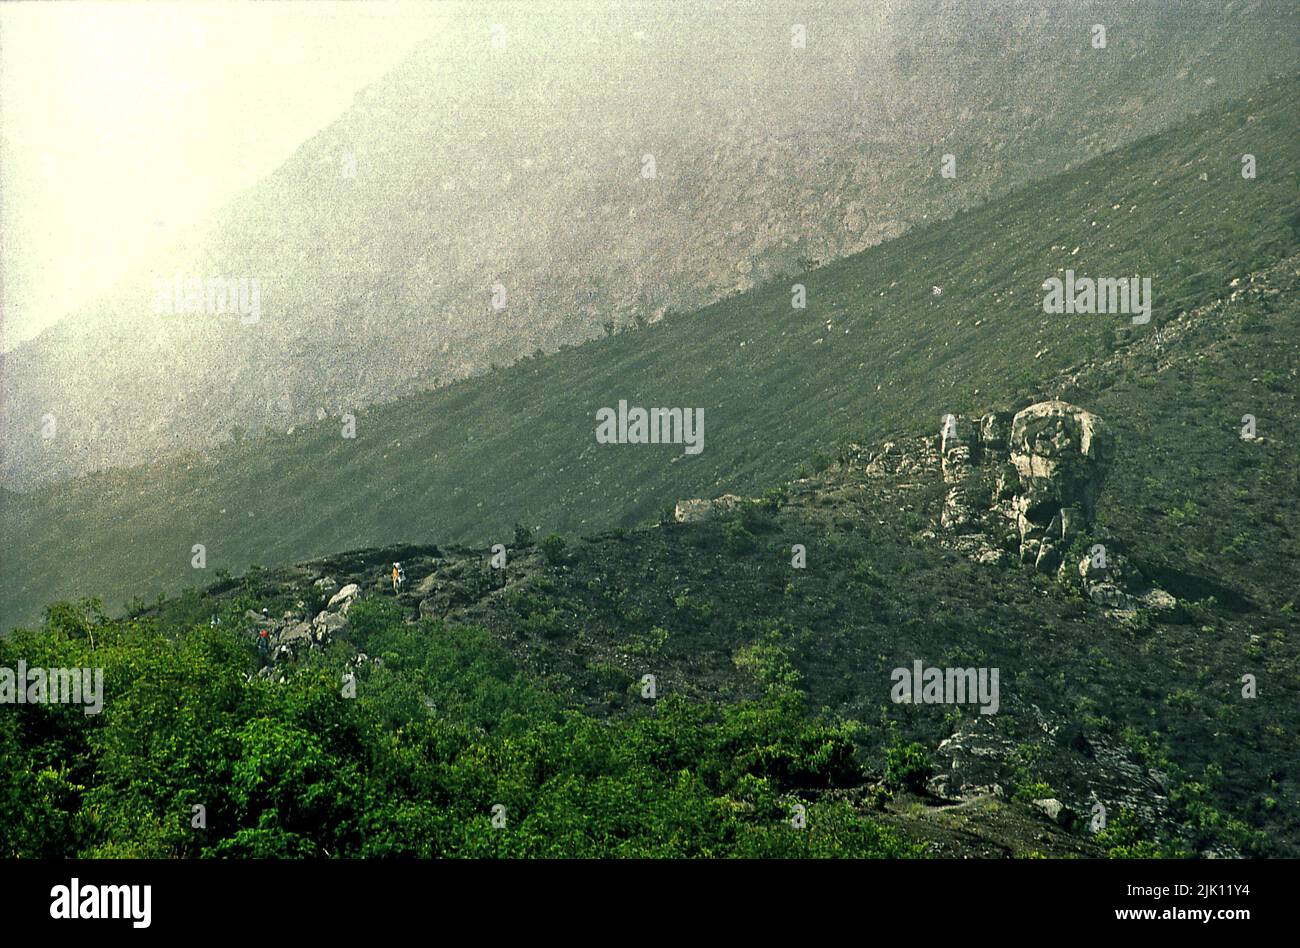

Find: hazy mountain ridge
<box><xmin>2</xmin><ymin>72</ymin><xmax>1296</xmax><ymax>635</ymax></box>
<box><xmin>4</xmin><ymin>0</ymin><xmax>1296</xmax><ymax>485</ymax></box>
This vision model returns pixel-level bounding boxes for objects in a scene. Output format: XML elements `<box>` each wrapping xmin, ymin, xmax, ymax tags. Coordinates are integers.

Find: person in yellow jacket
<box><xmin>391</xmin><ymin>562</ymin><xmax>405</xmax><ymax>595</ymax></box>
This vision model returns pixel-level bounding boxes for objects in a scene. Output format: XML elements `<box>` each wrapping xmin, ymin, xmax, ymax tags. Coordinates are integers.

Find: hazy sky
<box><xmin>0</xmin><ymin>1</ymin><xmax>436</xmax><ymax>351</ymax></box>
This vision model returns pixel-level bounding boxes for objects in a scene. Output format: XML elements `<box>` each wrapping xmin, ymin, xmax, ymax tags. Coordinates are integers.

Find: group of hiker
<box><xmin>249</xmin><ymin>562</ymin><xmax>409</xmax><ymax>668</ymax></box>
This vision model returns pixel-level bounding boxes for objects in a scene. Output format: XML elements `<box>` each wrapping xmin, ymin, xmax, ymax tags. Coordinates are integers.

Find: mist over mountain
<box><xmin>3</xmin><ymin>0</ymin><xmax>1296</xmax><ymax>486</ymax></box>
<box><xmin>3</xmin><ymin>67</ymin><xmax>1296</xmax><ymax>633</ymax></box>
<box><xmin>4</xmin><ymin>0</ymin><xmax>1300</xmax><ymax>884</ymax></box>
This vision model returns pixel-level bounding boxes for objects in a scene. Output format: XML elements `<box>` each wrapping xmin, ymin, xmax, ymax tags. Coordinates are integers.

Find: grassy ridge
<box><xmin>2</xmin><ymin>75</ymin><xmax>1297</xmax><ymax>630</ymax></box>
<box><xmin>5</xmin><ymin>247</ymin><xmax>1295</xmax><ymax>854</ymax></box>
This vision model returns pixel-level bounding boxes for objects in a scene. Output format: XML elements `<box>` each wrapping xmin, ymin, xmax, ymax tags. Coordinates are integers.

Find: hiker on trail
<box><xmin>392</xmin><ymin>562</ymin><xmax>405</xmax><ymax>595</ymax></box>
<box><xmin>254</xmin><ymin>608</ymin><xmax>272</xmax><ymax>667</ymax></box>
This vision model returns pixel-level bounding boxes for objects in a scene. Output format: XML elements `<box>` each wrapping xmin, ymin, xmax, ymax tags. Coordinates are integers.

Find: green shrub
<box><xmin>1094</xmin><ymin>809</ymin><xmax>1165</xmax><ymax>859</ymax></box>
<box><xmin>539</xmin><ymin>533</ymin><xmax>568</xmax><ymax>565</ymax></box>
<box><xmin>884</xmin><ymin>737</ymin><xmax>932</xmax><ymax>794</ymax></box>
<box><xmin>723</xmin><ymin>519</ymin><xmax>758</xmax><ymax>555</ymax></box>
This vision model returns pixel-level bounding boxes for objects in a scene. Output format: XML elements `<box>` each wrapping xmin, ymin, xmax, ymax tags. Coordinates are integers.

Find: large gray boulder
<box><xmin>327</xmin><ymin>583</ymin><xmax>360</xmax><ymax>610</ymax></box>
<box><xmin>312</xmin><ymin>610</ymin><xmax>347</xmax><ymax>642</ymax></box>
<box><xmin>1008</xmin><ymin>401</ymin><xmax>1114</xmax><ymax>571</ymax></box>
<box><xmin>277</xmin><ymin>621</ymin><xmax>313</xmax><ymax>647</ymax></box>
<box><xmin>1010</xmin><ymin>400</ymin><xmax>1113</xmax><ymax>514</ymax></box>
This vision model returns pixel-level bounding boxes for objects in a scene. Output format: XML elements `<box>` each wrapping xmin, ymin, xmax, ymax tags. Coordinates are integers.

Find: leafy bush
<box><xmin>884</xmin><ymin>735</ymin><xmax>933</xmax><ymax>794</ymax></box>
<box><xmin>723</xmin><ymin>519</ymin><xmax>758</xmax><ymax>555</ymax></box>
<box><xmin>732</xmin><ymin>634</ymin><xmax>803</xmax><ymax>691</ymax></box>
<box><xmin>1094</xmin><ymin>809</ymin><xmax>1166</xmax><ymax>859</ymax></box>
<box><xmin>539</xmin><ymin>534</ymin><xmax>568</xmax><ymax>565</ymax></box>
<box><xmin>345</xmin><ymin>596</ymin><xmax>403</xmax><ymax>653</ymax></box>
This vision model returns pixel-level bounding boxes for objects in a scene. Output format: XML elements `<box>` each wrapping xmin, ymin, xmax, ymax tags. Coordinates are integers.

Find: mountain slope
<box><xmin>4</xmin><ymin>1</ymin><xmax>1298</xmax><ymax>484</ymax></box>
<box><xmin>8</xmin><ymin>244</ymin><xmax>1295</xmax><ymax>855</ymax></box>
<box><xmin>2</xmin><ymin>73</ymin><xmax>1298</xmax><ymax>633</ymax></box>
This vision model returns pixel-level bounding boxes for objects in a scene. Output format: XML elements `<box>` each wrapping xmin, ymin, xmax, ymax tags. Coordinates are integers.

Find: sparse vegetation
<box><xmin>2</xmin><ymin>74</ymin><xmax>1298</xmax><ymax>861</ymax></box>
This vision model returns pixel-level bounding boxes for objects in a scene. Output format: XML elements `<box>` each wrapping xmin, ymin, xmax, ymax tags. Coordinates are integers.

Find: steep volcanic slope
<box><xmin>1</xmin><ymin>73</ymin><xmax>1296</xmax><ymax>632</ymax></box>
<box><xmin>102</xmin><ymin>251</ymin><xmax>1300</xmax><ymax>855</ymax></box>
<box><xmin>3</xmin><ymin>1</ymin><xmax>1297</xmax><ymax>484</ymax></box>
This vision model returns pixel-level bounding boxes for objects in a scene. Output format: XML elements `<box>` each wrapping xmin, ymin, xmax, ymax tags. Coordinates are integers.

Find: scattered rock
<box><xmin>1076</xmin><ymin>548</ymin><xmax>1176</xmax><ymax>617</ymax></box>
<box><xmin>674</xmin><ymin>494</ymin><xmax>748</xmax><ymax>523</ymax></box>
<box><xmin>1031</xmin><ymin>797</ymin><xmax>1078</xmax><ymax>828</ymax></box>
<box><xmin>327</xmin><ymin>583</ymin><xmax>360</xmax><ymax>609</ymax></box>
<box><xmin>932</xmin><ymin>711</ymin><xmax>1171</xmax><ymax>835</ymax></box>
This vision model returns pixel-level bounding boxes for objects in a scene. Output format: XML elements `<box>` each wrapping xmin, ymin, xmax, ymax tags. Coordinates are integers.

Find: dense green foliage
<box><xmin>0</xmin><ymin>598</ymin><xmax>920</xmax><ymax>858</ymax></box>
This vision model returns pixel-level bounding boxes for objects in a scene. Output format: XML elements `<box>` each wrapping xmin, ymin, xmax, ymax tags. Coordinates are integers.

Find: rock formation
<box><xmin>923</xmin><ymin>399</ymin><xmax>1172</xmax><ymax>614</ymax></box>
<box><xmin>674</xmin><ymin>494</ymin><xmax>749</xmax><ymax>523</ymax></box>
<box><xmin>939</xmin><ymin>415</ymin><xmax>975</xmax><ymax>532</ymax></box>
<box><xmin>1006</xmin><ymin>400</ymin><xmax>1114</xmax><ymax>573</ymax></box>
<box><xmin>674</xmin><ymin>397</ymin><xmax>1171</xmax><ymax>616</ymax></box>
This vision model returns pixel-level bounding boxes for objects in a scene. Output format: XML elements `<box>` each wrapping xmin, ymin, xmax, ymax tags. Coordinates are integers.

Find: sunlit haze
<box><xmin>0</xmin><ymin>0</ymin><xmax>432</xmax><ymax>350</ymax></box>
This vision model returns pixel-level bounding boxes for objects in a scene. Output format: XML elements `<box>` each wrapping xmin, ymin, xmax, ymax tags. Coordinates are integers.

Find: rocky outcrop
<box><xmin>313</xmin><ymin>610</ymin><xmax>347</xmax><ymax>639</ymax></box>
<box><xmin>930</xmin><ymin>412</ymin><xmax>1014</xmax><ymax>564</ymax></box>
<box><xmin>927</xmin><ymin>710</ymin><xmax>1173</xmax><ymax>837</ymax></box>
<box><xmin>327</xmin><ymin>583</ymin><xmax>360</xmax><ymax>611</ymax></box>
<box><xmin>1007</xmin><ymin>400</ymin><xmax>1113</xmax><ymax>573</ymax></box>
<box><xmin>673</xmin><ymin>494</ymin><xmax>749</xmax><ymax>523</ymax></box>
<box><xmin>1076</xmin><ymin>546</ymin><xmax>1179</xmax><ymax>617</ymax></box>
<box><xmin>277</xmin><ymin>621</ymin><xmax>313</xmax><ymax>648</ymax></box>
<box><xmin>243</xmin><ymin>582</ymin><xmax>358</xmax><ymax>666</ymax></box>
<box><xmin>916</xmin><ymin>400</ymin><xmax>1174</xmax><ymax>615</ymax></box>
<box><xmin>939</xmin><ymin>416</ymin><xmax>976</xmax><ymax>532</ymax></box>
<box><xmin>925</xmin><ymin>400</ymin><xmax>1114</xmax><ymax>574</ymax></box>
